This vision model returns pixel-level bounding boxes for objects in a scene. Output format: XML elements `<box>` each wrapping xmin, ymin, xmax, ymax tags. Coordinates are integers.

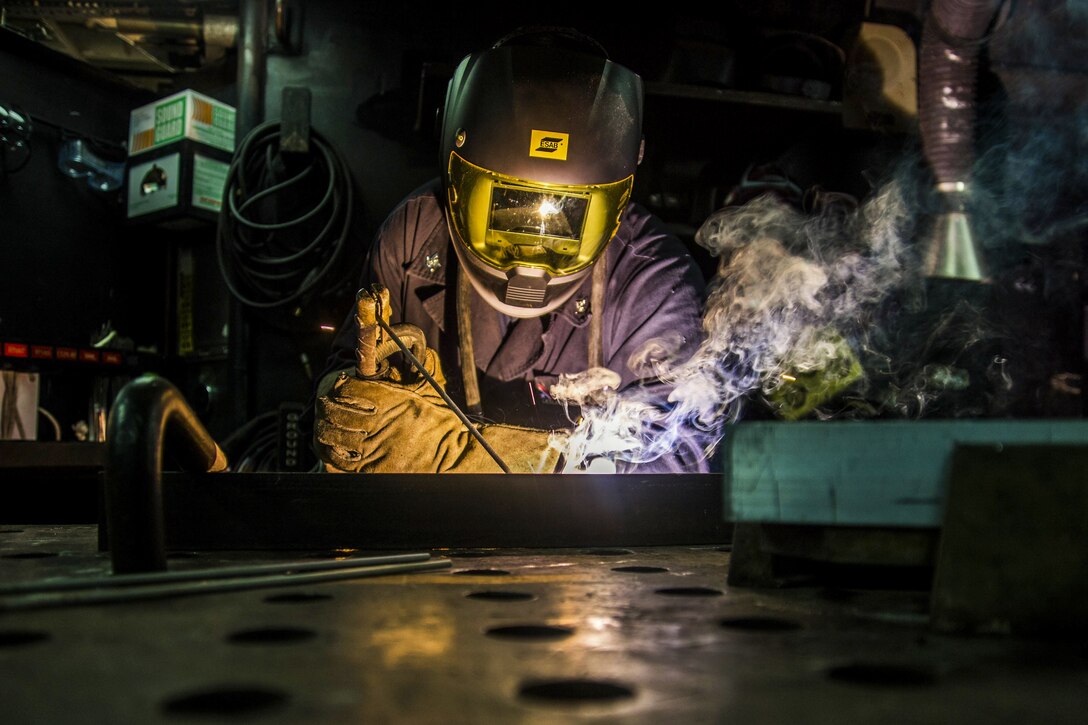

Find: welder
<box><xmin>312</xmin><ymin>26</ymin><xmax>710</xmax><ymax>474</ymax></box>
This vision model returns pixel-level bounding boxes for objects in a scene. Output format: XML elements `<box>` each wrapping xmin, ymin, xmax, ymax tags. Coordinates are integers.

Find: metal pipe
<box><xmin>236</xmin><ymin>0</ymin><xmax>268</xmax><ymax>139</ymax></box>
<box><xmin>228</xmin><ymin>0</ymin><xmax>269</xmax><ymax>434</ymax></box>
<box><xmin>107</xmin><ymin>18</ymin><xmax>203</xmax><ymax>37</ymax></box>
<box><xmin>202</xmin><ymin>14</ymin><xmax>239</xmax><ymax>48</ymax></box>
<box><xmin>274</xmin><ymin>0</ymin><xmax>290</xmax><ymax>49</ymax></box>
<box><xmin>0</xmin><ymin>558</ymin><xmax>451</xmax><ymax>613</ymax></box>
<box><xmin>83</xmin><ymin>12</ymin><xmax>238</xmax><ymax>47</ymax></box>
<box><xmin>0</xmin><ymin>552</ymin><xmax>432</xmax><ymax>596</ymax></box>
<box><xmin>104</xmin><ymin>374</ymin><xmax>228</xmax><ymax>575</ymax></box>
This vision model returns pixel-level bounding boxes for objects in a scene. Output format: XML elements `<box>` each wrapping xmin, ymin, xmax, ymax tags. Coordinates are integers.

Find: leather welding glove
<box><xmin>314</xmin><ymin>344</ymin><xmax>447</xmax><ymax>403</ymax></box>
<box><xmin>313</xmin><ymin>350</ymin><xmax>565</xmax><ymax>474</ymax></box>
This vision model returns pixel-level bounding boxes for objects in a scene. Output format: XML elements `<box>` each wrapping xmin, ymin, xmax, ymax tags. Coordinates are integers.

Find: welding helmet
<box><xmin>439</xmin><ymin>27</ymin><xmax>644</xmax><ymax>317</ymax></box>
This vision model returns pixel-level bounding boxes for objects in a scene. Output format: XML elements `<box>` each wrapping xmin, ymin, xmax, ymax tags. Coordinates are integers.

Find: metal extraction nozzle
<box><xmin>916</xmin><ymin>0</ymin><xmax>1002</xmax><ymax>285</ymax></box>
<box><xmin>923</xmin><ymin>185</ymin><xmax>989</xmax><ymax>283</ymax></box>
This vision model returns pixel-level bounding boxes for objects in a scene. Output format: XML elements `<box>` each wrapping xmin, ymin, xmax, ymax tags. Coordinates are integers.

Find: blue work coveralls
<box><xmin>319</xmin><ymin>179</ymin><xmax>716</xmax><ymax>473</ymax></box>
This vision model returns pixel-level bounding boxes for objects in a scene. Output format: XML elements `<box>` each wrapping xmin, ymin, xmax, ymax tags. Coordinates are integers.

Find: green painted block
<box><xmin>725</xmin><ymin>419</ymin><xmax>1088</xmax><ymax>527</ymax></box>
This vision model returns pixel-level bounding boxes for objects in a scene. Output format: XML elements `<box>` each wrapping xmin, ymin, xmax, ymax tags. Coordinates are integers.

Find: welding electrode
<box><xmin>351</xmin><ymin>284</ymin><xmax>511</xmax><ymax>473</ymax></box>
<box><xmin>355</xmin><ymin>284</ymin><xmax>389</xmax><ymax>378</ymax></box>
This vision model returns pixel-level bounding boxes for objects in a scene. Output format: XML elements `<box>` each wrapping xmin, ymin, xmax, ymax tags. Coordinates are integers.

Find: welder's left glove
<box><xmin>313</xmin><ymin>356</ymin><xmax>566</xmax><ymax>474</ymax></box>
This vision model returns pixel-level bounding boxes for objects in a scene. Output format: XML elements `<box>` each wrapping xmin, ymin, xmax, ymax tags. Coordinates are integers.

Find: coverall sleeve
<box><xmin>314</xmin><ymin>185</ymin><xmax>442</xmax><ymax>392</ymax></box>
<box><xmin>601</xmin><ymin>209</ymin><xmax>718</xmax><ymax>474</ymax></box>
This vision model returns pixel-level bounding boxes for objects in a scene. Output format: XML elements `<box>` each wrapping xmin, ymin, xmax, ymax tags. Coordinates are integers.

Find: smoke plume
<box><xmin>549</xmin><ymin>2</ymin><xmax>1086</xmax><ymax>472</ymax></box>
<box><xmin>550</xmin><ymin>174</ymin><xmax>920</xmax><ymax>472</ymax></box>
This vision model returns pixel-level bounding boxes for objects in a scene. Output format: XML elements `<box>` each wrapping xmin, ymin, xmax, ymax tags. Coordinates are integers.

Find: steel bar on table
<box><xmin>0</xmin><ymin>557</ymin><xmax>451</xmax><ymax>612</ymax></box>
<box><xmin>0</xmin><ymin>552</ymin><xmax>434</xmax><ymax>596</ymax></box>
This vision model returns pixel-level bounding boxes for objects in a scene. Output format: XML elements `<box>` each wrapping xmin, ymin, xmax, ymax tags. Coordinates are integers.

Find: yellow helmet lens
<box><xmin>447</xmin><ymin>151</ymin><xmax>633</xmax><ymax>276</ymax></box>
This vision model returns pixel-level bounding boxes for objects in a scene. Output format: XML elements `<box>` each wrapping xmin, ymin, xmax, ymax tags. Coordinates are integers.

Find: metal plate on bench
<box><xmin>726</xmin><ymin>419</ymin><xmax>1088</xmax><ymax>527</ymax></box>
<box><xmin>147</xmin><ymin>472</ymin><xmax>730</xmax><ymax>551</ymax></box>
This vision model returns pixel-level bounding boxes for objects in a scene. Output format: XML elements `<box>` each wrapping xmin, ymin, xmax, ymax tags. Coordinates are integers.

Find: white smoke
<box><xmin>551</xmin><ymin>179</ymin><xmax>914</xmax><ymax>472</ymax></box>
<box><xmin>545</xmin><ymin>4</ymin><xmax>1088</xmax><ymax>472</ymax></box>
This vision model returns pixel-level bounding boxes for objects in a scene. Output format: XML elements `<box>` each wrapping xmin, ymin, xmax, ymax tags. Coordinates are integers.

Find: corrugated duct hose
<box><xmin>216</xmin><ymin>119</ymin><xmax>355</xmax><ymax>311</ymax></box>
<box><xmin>918</xmin><ymin>0</ymin><xmax>1004</xmax><ymax>282</ymax></box>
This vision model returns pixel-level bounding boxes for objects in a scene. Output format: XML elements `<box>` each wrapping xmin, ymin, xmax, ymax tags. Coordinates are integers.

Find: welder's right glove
<box><xmin>313</xmin><ymin>350</ymin><xmax>565</xmax><ymax>474</ymax></box>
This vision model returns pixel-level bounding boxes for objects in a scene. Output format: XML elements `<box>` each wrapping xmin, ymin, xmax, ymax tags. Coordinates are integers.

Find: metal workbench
<box><xmin>2</xmin><ymin>524</ymin><xmax>1085</xmax><ymax>724</ymax></box>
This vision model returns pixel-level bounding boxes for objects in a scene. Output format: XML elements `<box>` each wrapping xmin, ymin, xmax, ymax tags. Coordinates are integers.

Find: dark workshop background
<box><xmin>1</xmin><ymin>1</ymin><xmax>1084</xmax><ymax>484</ymax></box>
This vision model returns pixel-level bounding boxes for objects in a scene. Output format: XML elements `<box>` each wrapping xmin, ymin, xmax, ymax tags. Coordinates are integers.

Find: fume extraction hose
<box><xmin>918</xmin><ymin>0</ymin><xmax>1004</xmax><ymax>189</ymax></box>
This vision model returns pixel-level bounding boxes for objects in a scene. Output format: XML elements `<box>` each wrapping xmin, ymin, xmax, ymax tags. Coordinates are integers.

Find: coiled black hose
<box><xmin>216</xmin><ymin>120</ymin><xmax>355</xmax><ymax>309</ymax></box>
